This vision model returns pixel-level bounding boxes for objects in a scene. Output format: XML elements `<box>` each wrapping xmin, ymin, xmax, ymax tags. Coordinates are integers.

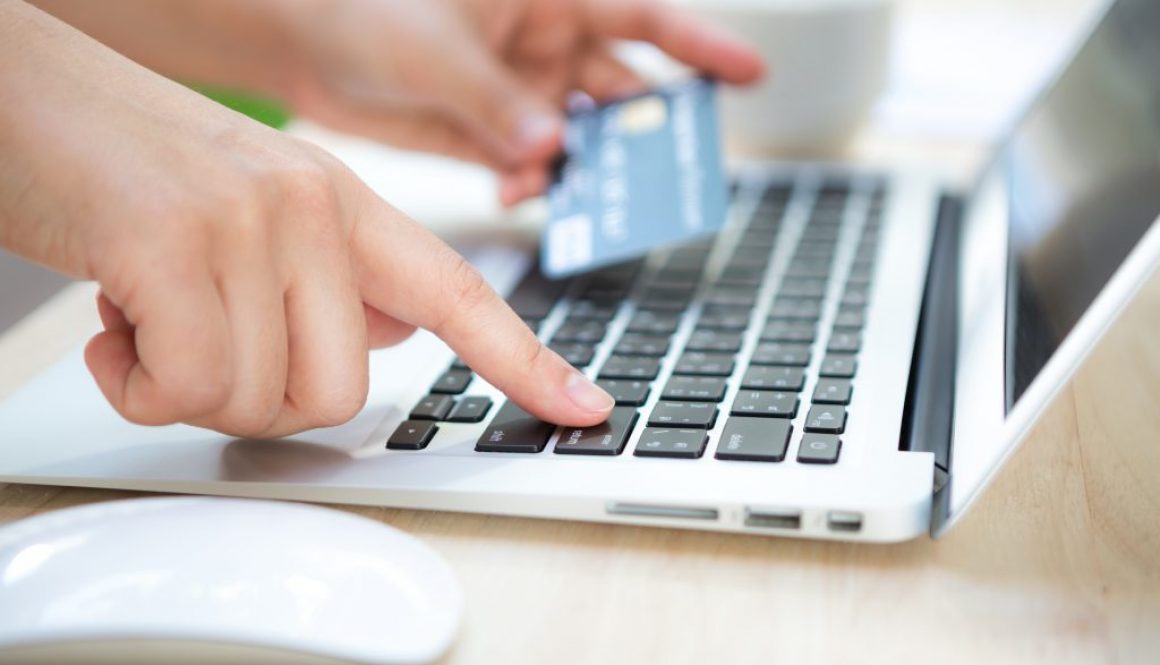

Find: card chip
<box><xmin>546</xmin><ymin>214</ymin><xmax>594</xmax><ymax>274</ymax></box>
<box><xmin>617</xmin><ymin>96</ymin><xmax>668</xmax><ymax>135</ymax></box>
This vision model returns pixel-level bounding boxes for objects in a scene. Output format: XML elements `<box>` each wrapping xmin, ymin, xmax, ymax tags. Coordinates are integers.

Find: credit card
<box><xmin>542</xmin><ymin>78</ymin><xmax>728</xmax><ymax>278</ymax></box>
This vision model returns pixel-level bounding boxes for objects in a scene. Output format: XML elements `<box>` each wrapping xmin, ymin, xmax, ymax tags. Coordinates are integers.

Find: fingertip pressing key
<box><xmin>564</xmin><ymin>370</ymin><xmax>616</xmax><ymax>420</ymax></box>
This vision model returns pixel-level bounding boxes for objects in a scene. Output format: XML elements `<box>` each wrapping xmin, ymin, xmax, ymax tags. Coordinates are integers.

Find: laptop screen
<box><xmin>1003</xmin><ymin>0</ymin><xmax>1160</xmax><ymax>408</ymax></box>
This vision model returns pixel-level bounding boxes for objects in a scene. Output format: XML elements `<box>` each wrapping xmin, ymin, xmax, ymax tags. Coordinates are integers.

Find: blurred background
<box><xmin>0</xmin><ymin>0</ymin><xmax>1102</xmax><ymax>333</ymax></box>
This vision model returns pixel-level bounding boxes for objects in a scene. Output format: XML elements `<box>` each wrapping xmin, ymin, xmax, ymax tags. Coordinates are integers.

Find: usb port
<box><xmin>827</xmin><ymin>511</ymin><xmax>863</xmax><ymax>533</ymax></box>
<box><xmin>744</xmin><ymin>508</ymin><xmax>801</xmax><ymax>530</ymax></box>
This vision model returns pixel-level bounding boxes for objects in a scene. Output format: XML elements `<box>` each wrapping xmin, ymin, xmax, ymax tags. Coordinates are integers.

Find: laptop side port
<box><xmin>607</xmin><ymin>503</ymin><xmax>719</xmax><ymax>521</ymax></box>
<box><xmin>744</xmin><ymin>508</ymin><xmax>801</xmax><ymax>530</ymax></box>
<box><xmin>827</xmin><ymin>511</ymin><xmax>863</xmax><ymax>533</ymax></box>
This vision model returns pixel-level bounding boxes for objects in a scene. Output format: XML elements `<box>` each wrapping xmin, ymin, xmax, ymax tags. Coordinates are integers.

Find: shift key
<box><xmin>476</xmin><ymin>401</ymin><xmax>557</xmax><ymax>453</ymax></box>
<box><xmin>554</xmin><ymin>407</ymin><xmax>639</xmax><ymax>456</ymax></box>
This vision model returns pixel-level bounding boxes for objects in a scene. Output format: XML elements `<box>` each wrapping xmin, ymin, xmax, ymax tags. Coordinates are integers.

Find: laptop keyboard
<box><xmin>388</xmin><ymin>177</ymin><xmax>884</xmax><ymax>465</ymax></box>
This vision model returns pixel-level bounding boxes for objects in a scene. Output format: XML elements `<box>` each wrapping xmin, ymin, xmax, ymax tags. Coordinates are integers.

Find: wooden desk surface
<box><xmin>2</xmin><ymin>246</ymin><xmax>1158</xmax><ymax>665</ymax></box>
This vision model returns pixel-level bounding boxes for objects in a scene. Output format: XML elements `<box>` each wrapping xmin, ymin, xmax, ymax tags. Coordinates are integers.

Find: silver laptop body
<box><xmin>0</xmin><ymin>0</ymin><xmax>1156</xmax><ymax>542</ymax></box>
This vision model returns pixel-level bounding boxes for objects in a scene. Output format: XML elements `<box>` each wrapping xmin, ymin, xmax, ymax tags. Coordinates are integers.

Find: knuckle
<box><xmin>197</xmin><ymin>177</ymin><xmax>272</xmax><ymax>249</ymax></box>
<box><xmin>221</xmin><ymin>395</ymin><xmax>283</xmax><ymax>439</ymax></box>
<box><xmin>118</xmin><ymin>364</ymin><xmax>232</xmax><ymax>427</ymax></box>
<box><xmin>276</xmin><ymin>158</ymin><xmax>340</xmax><ymax>220</ymax></box>
<box><xmin>628</xmin><ymin>1</ymin><xmax>663</xmax><ymax>37</ymax></box>
<box><xmin>517</xmin><ymin>337</ymin><xmax>548</xmax><ymax>374</ymax></box>
<box><xmin>435</xmin><ymin>254</ymin><xmax>494</xmax><ymax>335</ymax></box>
<box><xmin>165</xmin><ymin>363</ymin><xmax>233</xmax><ymax>417</ymax></box>
<box><xmin>305</xmin><ymin>378</ymin><xmax>368</xmax><ymax>428</ymax></box>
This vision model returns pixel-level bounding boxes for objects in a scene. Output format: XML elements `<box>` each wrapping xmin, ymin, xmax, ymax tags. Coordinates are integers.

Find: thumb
<box><xmin>424</xmin><ymin>43</ymin><xmax>564</xmax><ymax>168</ymax></box>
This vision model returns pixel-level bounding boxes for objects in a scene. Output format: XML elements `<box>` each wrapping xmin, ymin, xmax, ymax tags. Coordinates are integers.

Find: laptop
<box><xmin>0</xmin><ymin>0</ymin><xmax>1157</xmax><ymax>542</ymax></box>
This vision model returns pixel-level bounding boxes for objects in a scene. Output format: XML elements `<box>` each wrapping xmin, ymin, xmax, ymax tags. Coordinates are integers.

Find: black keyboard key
<box><xmin>794</xmin><ymin>241</ymin><xmax>836</xmax><ymax>259</ymax></box>
<box><xmin>819</xmin><ymin>354</ymin><xmax>858</xmax><ymax>378</ymax></box>
<box><xmin>638</xmin><ymin>285</ymin><xmax>695</xmax><ymax>311</ymax></box>
<box><xmin>673</xmin><ymin>352</ymin><xmax>735</xmax><ymax>377</ymax></box>
<box><xmin>750</xmin><ymin>342</ymin><xmax>810</xmax><ymax>367</ymax></box>
<box><xmin>661</xmin><ymin>376</ymin><xmax>728</xmax><ymax>402</ymax></box>
<box><xmin>717</xmin><ymin>265</ymin><xmax>766</xmax><ymax>286</ymax></box>
<box><xmin>447</xmin><ymin>396</ymin><xmax>493</xmax><ymax>423</ymax></box>
<box><xmin>737</xmin><ymin>231</ymin><xmax>776</xmax><ymax>249</ymax></box>
<box><xmin>614</xmin><ymin>333</ymin><xmax>670</xmax><ymax>357</ymax></box>
<box><xmin>715</xmin><ymin>418</ymin><xmax>791</xmax><ymax>462</ymax></box>
<box><xmin>647</xmin><ymin>401</ymin><xmax>718</xmax><ymax>428</ymax></box>
<box><xmin>798</xmin><ymin>434</ymin><xmax>841</xmax><ymax>464</ymax></box>
<box><xmin>549</xmin><ymin>342</ymin><xmax>596</xmax><ymax>368</ymax></box>
<box><xmin>449</xmin><ymin>356</ymin><xmax>470</xmax><ymax>370</ymax></box>
<box><xmin>591</xmin><ymin>259</ymin><xmax>643</xmax><ymax>280</ymax></box>
<box><xmin>627</xmin><ymin>310</ymin><xmax>682</xmax><ymax>335</ymax></box>
<box><xmin>704</xmin><ymin>287</ymin><xmax>757</xmax><ymax>308</ymax></box>
<box><xmin>833</xmin><ymin>308</ymin><xmax>865</xmax><ymax>329</ymax></box>
<box><xmin>569</xmin><ymin>300</ymin><xmax>620</xmax><ymax>322</ymax></box>
<box><xmin>740</xmin><ymin>366</ymin><xmax>805</xmax><ymax>391</ymax></box>
<box><xmin>554</xmin><ymin>407</ymin><xmax>639</xmax><ymax>456</ymax></box>
<box><xmin>578</xmin><ymin>284</ymin><xmax>628</xmax><ymax>302</ymax></box>
<box><xmin>846</xmin><ymin>266</ymin><xmax>873</xmax><ymax>286</ymax></box>
<box><xmin>729</xmin><ymin>245</ymin><xmax>772</xmax><ymax>266</ymax></box>
<box><xmin>650</xmin><ymin>266</ymin><xmax>701</xmax><ymax>287</ymax></box>
<box><xmin>748</xmin><ymin>219</ymin><xmax>780</xmax><ymax>235</ymax></box>
<box><xmin>760</xmin><ymin>320</ymin><xmax>816</xmax><ymax>343</ymax></box>
<box><xmin>552</xmin><ymin>319</ymin><xmax>607</xmax><ymax>344</ymax></box>
<box><xmin>634</xmin><ymin>428</ymin><xmax>708</xmax><ymax>459</ymax></box>
<box><xmin>410</xmin><ymin>394</ymin><xmax>455</xmax><ymax>421</ymax></box>
<box><xmin>475</xmin><ymin>401</ymin><xmax>556</xmax><ymax>453</ymax></box>
<box><xmin>827</xmin><ymin>331</ymin><xmax>862</xmax><ymax>353</ymax></box>
<box><xmin>507</xmin><ymin>269</ymin><xmax>564</xmax><ymax>320</ymax></box>
<box><xmin>784</xmin><ymin>261</ymin><xmax>831</xmax><ymax>279</ymax></box>
<box><xmin>596</xmin><ymin>379</ymin><xmax>651</xmax><ymax>406</ymax></box>
<box><xmin>686</xmin><ymin>329</ymin><xmax>744</xmax><ymax>353</ymax></box>
<box><xmin>804</xmin><ymin>405</ymin><xmax>847</xmax><ymax>433</ymax></box>
<box><xmin>730</xmin><ymin>390</ymin><xmax>798</xmax><ymax>418</ymax></box>
<box><xmin>387</xmin><ymin>420</ymin><xmax>438</xmax><ymax>450</ymax></box>
<box><xmin>430</xmin><ymin>369</ymin><xmax>472</xmax><ymax>394</ymax></box>
<box><xmin>663</xmin><ymin>250</ymin><xmax>710</xmax><ymax>272</ymax></box>
<box><xmin>802</xmin><ymin>227</ymin><xmax>840</xmax><ymax>242</ymax></box>
<box><xmin>762</xmin><ymin>183</ymin><xmax>792</xmax><ymax>202</ymax></box>
<box><xmin>769</xmin><ymin>298</ymin><xmax>822</xmax><ymax>321</ymax></box>
<box><xmin>841</xmin><ymin>284</ymin><xmax>870</xmax><ymax>307</ymax></box>
<box><xmin>599</xmin><ymin>355</ymin><xmax>661</xmax><ymax>380</ymax></box>
<box><xmin>779</xmin><ymin>278</ymin><xmax>827</xmax><ymax>299</ymax></box>
<box><xmin>697</xmin><ymin>307</ymin><xmax>751</xmax><ymax>331</ymax></box>
<box><xmin>813</xmin><ymin>379</ymin><xmax>853</xmax><ymax>405</ymax></box>
<box><xmin>848</xmin><ymin>260</ymin><xmax>874</xmax><ymax>283</ymax></box>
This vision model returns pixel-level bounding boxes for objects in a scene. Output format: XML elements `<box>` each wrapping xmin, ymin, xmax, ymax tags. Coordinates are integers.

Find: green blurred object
<box><xmin>190</xmin><ymin>84</ymin><xmax>292</xmax><ymax>129</ymax></box>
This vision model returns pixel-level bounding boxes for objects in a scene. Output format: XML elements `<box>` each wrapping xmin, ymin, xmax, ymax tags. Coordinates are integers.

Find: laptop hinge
<box><xmin>898</xmin><ymin>193</ymin><xmax>963</xmax><ymax>531</ymax></box>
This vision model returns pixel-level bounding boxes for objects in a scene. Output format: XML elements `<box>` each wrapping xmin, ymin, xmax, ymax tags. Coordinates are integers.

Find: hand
<box><xmin>282</xmin><ymin>0</ymin><xmax>765</xmax><ymax>204</ymax></box>
<box><xmin>0</xmin><ymin>2</ymin><xmax>615</xmax><ymax>437</ymax></box>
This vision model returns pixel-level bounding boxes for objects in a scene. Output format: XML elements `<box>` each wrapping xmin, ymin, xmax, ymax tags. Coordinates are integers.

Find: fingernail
<box><xmin>565</xmin><ymin>371</ymin><xmax>615</xmax><ymax>414</ymax></box>
<box><xmin>517</xmin><ymin>113</ymin><xmax>561</xmax><ymax>151</ymax></box>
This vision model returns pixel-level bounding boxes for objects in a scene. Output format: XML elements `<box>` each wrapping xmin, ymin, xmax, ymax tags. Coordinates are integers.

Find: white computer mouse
<box><xmin>0</xmin><ymin>497</ymin><xmax>462</xmax><ymax>665</ymax></box>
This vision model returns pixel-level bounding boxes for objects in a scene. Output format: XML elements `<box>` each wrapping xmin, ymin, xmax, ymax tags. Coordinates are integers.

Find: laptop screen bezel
<box><xmin>936</xmin><ymin>0</ymin><xmax>1160</xmax><ymax>535</ymax></box>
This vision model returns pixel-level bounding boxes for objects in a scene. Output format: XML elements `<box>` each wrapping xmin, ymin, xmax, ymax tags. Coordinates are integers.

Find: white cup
<box><xmin>678</xmin><ymin>0</ymin><xmax>894</xmax><ymax>157</ymax></box>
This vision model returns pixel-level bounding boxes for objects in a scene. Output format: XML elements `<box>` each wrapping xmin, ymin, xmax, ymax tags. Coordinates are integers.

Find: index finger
<box><xmin>583</xmin><ymin>0</ymin><xmax>766</xmax><ymax>85</ymax></box>
<box><xmin>349</xmin><ymin>189</ymin><xmax>614</xmax><ymax>427</ymax></box>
